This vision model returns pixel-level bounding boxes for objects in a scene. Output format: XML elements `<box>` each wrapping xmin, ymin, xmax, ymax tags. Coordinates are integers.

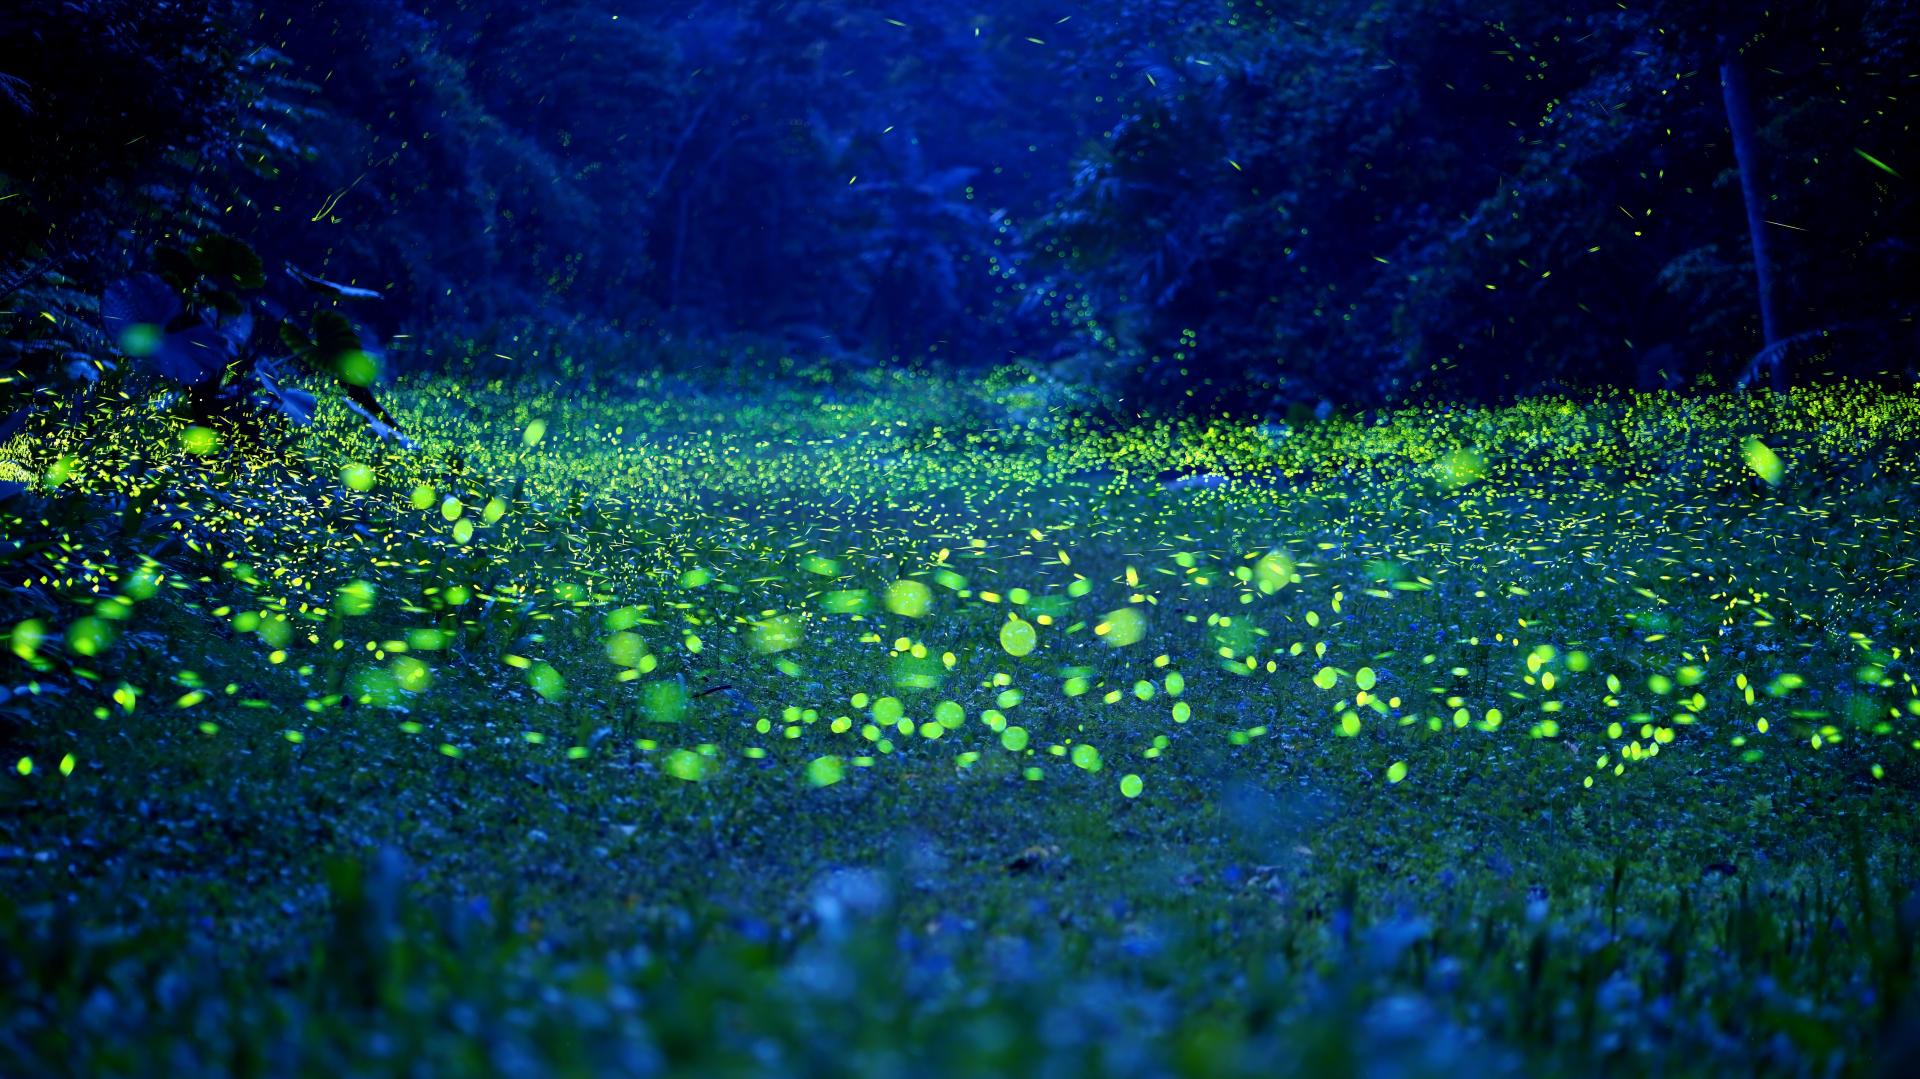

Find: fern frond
<box><xmin>0</xmin><ymin>72</ymin><xmax>29</xmax><ymax>114</ymax></box>
<box><xmin>0</xmin><ymin>257</ymin><xmax>52</xmax><ymax>300</ymax></box>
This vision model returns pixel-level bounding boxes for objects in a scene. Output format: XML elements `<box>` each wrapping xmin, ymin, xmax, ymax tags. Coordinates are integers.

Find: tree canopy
<box><xmin>3</xmin><ymin>0</ymin><xmax>1916</xmax><ymax>410</ymax></box>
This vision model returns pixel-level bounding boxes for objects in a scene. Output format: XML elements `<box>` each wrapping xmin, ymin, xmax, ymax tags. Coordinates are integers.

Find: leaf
<box><xmin>189</xmin><ymin>234</ymin><xmax>266</xmax><ymax>289</ymax></box>
<box><xmin>286</xmin><ymin>264</ymin><xmax>383</xmax><ymax>300</ymax></box>
<box><xmin>279</xmin><ymin>318</ymin><xmax>316</xmax><ymax>361</ymax></box>
<box><xmin>151</xmin><ymin>244</ymin><xmax>199</xmax><ymax>286</ymax></box>
<box><xmin>255</xmin><ymin>366</ymin><xmax>316</xmax><ymax>425</ymax></box>
<box><xmin>200</xmin><ymin>287</ymin><xmax>247</xmax><ymax>318</ymax></box>
<box><xmin>143</xmin><ymin>322</ymin><xmax>231</xmax><ymax>386</ymax></box>
<box><xmin>211</xmin><ymin>309</ymin><xmax>253</xmax><ymax>353</ymax></box>
<box><xmin>0</xmin><ymin>73</ymin><xmax>30</xmax><ymax>115</ymax></box>
<box><xmin>282</xmin><ymin>311</ymin><xmax>363</xmax><ymax>374</ymax></box>
<box><xmin>0</xmin><ymin>255</ymin><xmax>51</xmax><ymax>299</ymax></box>
<box><xmin>344</xmin><ymin>393</ymin><xmax>414</xmax><ymax>449</ymax></box>
<box><xmin>276</xmin><ymin>310</ymin><xmax>409</xmax><ymax>446</ymax></box>
<box><xmin>104</xmin><ymin>276</ymin><xmax>231</xmax><ymax>385</ymax></box>
<box><xmin>101</xmin><ymin>274</ymin><xmax>182</xmax><ymax>331</ymax></box>
<box><xmin>311</xmin><ymin>310</ymin><xmax>364</xmax><ymax>366</ymax></box>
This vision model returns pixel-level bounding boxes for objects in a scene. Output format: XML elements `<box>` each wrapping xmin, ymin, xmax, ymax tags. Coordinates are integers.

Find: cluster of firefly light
<box><xmin>7</xmin><ymin>372</ymin><xmax>1917</xmax><ymax>799</ymax></box>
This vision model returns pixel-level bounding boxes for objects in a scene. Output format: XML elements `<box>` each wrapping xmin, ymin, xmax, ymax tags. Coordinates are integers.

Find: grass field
<box><xmin>5</xmin><ymin>365</ymin><xmax>1920</xmax><ymax>1076</ymax></box>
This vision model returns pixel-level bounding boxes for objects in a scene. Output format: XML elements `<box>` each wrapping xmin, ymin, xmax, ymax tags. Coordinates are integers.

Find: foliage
<box><xmin>1031</xmin><ymin>0</ymin><xmax>1920</xmax><ymax>407</ymax></box>
<box><xmin>0</xmin><ymin>1</ymin><xmax>247</xmax><ymax>262</ymax></box>
<box><xmin>8</xmin><ymin>2</ymin><xmax>1918</xmax><ymax>403</ymax></box>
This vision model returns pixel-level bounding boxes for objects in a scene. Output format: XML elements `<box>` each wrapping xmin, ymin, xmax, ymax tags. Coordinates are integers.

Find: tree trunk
<box><xmin>1720</xmin><ymin>50</ymin><xmax>1786</xmax><ymax>391</ymax></box>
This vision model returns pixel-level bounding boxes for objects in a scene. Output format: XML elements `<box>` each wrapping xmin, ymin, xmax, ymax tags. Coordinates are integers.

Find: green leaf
<box><xmin>189</xmin><ymin>234</ymin><xmax>266</xmax><ymax>289</ymax></box>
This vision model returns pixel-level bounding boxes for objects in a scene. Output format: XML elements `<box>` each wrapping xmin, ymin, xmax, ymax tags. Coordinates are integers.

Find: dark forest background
<box><xmin>2</xmin><ymin>0</ymin><xmax>1916</xmax><ymax>415</ymax></box>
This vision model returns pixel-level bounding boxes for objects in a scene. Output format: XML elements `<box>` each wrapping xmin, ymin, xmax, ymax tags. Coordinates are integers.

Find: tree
<box><xmin>1028</xmin><ymin>0</ymin><xmax>1919</xmax><ymax>408</ymax></box>
<box><xmin>1718</xmin><ymin>45</ymin><xmax>1783</xmax><ymax>389</ymax></box>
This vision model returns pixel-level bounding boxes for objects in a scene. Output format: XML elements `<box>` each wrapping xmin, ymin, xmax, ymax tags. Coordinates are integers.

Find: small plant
<box><xmin>99</xmin><ymin>237</ymin><xmax>409</xmax><ymax>444</ymax></box>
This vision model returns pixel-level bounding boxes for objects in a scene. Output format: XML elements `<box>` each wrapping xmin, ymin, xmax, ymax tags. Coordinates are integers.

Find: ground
<box><xmin>4</xmin><ymin>364</ymin><xmax>1920</xmax><ymax>1076</ymax></box>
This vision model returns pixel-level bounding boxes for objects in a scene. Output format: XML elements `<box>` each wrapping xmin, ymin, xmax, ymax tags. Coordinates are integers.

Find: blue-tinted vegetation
<box><xmin>3</xmin><ymin>2</ymin><xmax>1920</xmax><ymax>1075</ymax></box>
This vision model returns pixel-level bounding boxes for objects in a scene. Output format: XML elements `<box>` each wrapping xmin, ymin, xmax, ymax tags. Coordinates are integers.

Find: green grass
<box><xmin>5</xmin><ymin>365</ymin><xmax>1920</xmax><ymax>1076</ymax></box>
